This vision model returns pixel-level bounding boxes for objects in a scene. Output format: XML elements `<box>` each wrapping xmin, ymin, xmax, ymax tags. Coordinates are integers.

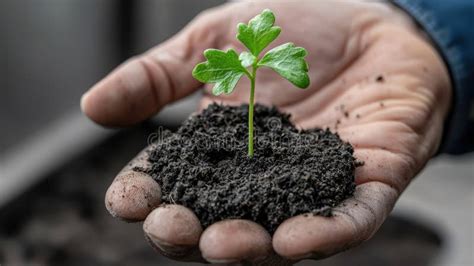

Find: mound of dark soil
<box><xmin>137</xmin><ymin>103</ymin><xmax>358</xmax><ymax>233</ymax></box>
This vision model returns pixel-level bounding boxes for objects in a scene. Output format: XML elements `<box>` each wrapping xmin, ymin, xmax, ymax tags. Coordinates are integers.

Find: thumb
<box><xmin>81</xmin><ymin>6</ymin><xmax>231</xmax><ymax>127</ymax></box>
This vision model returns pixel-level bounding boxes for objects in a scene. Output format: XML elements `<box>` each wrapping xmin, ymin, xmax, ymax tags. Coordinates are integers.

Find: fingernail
<box><xmin>204</xmin><ymin>255</ymin><xmax>270</xmax><ymax>265</ymax></box>
<box><xmin>204</xmin><ymin>258</ymin><xmax>242</xmax><ymax>265</ymax></box>
<box><xmin>80</xmin><ymin>92</ymin><xmax>90</xmax><ymax>112</ymax></box>
<box><xmin>292</xmin><ymin>252</ymin><xmax>326</xmax><ymax>260</ymax></box>
<box><xmin>146</xmin><ymin>234</ymin><xmax>190</xmax><ymax>257</ymax></box>
<box><xmin>289</xmin><ymin>252</ymin><xmax>313</xmax><ymax>260</ymax></box>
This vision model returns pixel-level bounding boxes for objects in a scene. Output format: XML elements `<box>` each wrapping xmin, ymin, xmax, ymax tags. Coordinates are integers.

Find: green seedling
<box><xmin>192</xmin><ymin>9</ymin><xmax>310</xmax><ymax>157</ymax></box>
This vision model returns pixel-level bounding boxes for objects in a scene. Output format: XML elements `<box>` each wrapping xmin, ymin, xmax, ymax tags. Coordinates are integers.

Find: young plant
<box><xmin>192</xmin><ymin>9</ymin><xmax>310</xmax><ymax>157</ymax></box>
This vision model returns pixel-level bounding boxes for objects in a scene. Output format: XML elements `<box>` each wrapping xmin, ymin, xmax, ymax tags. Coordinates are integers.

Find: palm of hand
<box><xmin>194</xmin><ymin>2</ymin><xmax>450</xmax><ymax>261</ymax></box>
<box><xmin>82</xmin><ymin>1</ymin><xmax>451</xmax><ymax>264</ymax></box>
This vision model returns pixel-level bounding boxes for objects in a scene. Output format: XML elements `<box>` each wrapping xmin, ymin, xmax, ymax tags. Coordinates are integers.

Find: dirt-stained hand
<box><xmin>81</xmin><ymin>1</ymin><xmax>451</xmax><ymax>264</ymax></box>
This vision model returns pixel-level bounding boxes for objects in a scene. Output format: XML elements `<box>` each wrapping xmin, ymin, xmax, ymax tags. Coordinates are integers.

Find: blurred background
<box><xmin>0</xmin><ymin>0</ymin><xmax>472</xmax><ymax>265</ymax></box>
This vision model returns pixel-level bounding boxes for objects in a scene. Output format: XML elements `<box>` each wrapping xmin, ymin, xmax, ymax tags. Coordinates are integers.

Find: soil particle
<box><xmin>337</xmin><ymin>104</ymin><xmax>350</xmax><ymax>118</ymax></box>
<box><xmin>137</xmin><ymin>104</ymin><xmax>357</xmax><ymax>233</ymax></box>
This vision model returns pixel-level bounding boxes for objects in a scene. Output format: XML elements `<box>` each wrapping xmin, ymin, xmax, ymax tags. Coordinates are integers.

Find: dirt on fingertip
<box><xmin>135</xmin><ymin>103</ymin><xmax>359</xmax><ymax>233</ymax></box>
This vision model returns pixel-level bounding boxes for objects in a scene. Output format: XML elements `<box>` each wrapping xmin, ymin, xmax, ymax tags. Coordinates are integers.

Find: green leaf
<box><xmin>237</xmin><ymin>9</ymin><xmax>281</xmax><ymax>56</ymax></box>
<box><xmin>258</xmin><ymin>43</ymin><xmax>310</xmax><ymax>88</ymax></box>
<box><xmin>192</xmin><ymin>49</ymin><xmax>247</xmax><ymax>95</ymax></box>
<box><xmin>239</xmin><ymin>52</ymin><xmax>256</xmax><ymax>68</ymax></box>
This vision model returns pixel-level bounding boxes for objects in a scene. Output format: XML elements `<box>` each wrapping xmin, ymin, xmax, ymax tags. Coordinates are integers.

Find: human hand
<box><xmin>81</xmin><ymin>1</ymin><xmax>451</xmax><ymax>264</ymax></box>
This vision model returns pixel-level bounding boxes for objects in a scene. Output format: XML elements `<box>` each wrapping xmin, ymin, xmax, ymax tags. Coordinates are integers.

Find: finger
<box><xmin>353</xmin><ymin>148</ymin><xmax>414</xmax><ymax>191</ymax></box>
<box><xmin>81</xmin><ymin>5</ymin><xmax>232</xmax><ymax>126</ymax></box>
<box><xmin>143</xmin><ymin>204</ymin><xmax>204</xmax><ymax>262</ymax></box>
<box><xmin>273</xmin><ymin>182</ymin><xmax>398</xmax><ymax>260</ymax></box>
<box><xmin>199</xmin><ymin>219</ymin><xmax>273</xmax><ymax>264</ymax></box>
<box><xmin>105</xmin><ymin>146</ymin><xmax>161</xmax><ymax>222</ymax></box>
<box><xmin>336</xmin><ymin>123</ymin><xmax>421</xmax><ymax>192</ymax></box>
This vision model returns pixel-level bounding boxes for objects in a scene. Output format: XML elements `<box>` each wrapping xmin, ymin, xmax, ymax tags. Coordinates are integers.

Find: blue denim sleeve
<box><xmin>393</xmin><ymin>0</ymin><xmax>474</xmax><ymax>155</ymax></box>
